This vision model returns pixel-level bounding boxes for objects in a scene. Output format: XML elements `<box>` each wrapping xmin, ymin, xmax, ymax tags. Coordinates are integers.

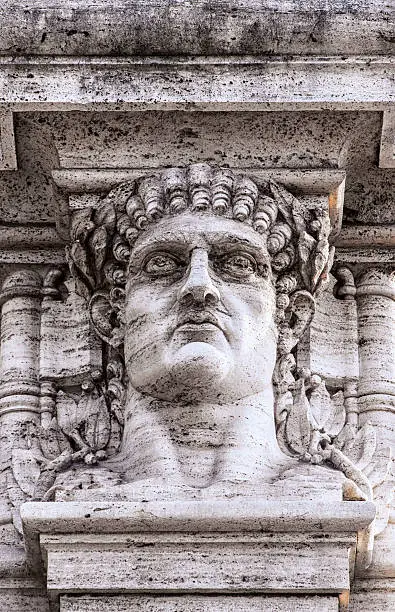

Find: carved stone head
<box><xmin>68</xmin><ymin>163</ymin><xmax>333</xmax><ymax>407</ymax></box>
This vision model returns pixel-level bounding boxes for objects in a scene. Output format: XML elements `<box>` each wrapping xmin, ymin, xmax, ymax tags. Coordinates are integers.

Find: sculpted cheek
<box><xmin>126</xmin><ymin>283</ymin><xmax>162</xmax><ymax>322</ymax></box>
<box><xmin>124</xmin><ymin>284</ymin><xmax>176</xmax><ymax>362</ymax></box>
<box><xmin>226</xmin><ymin>283</ymin><xmax>275</xmax><ymax>320</ymax></box>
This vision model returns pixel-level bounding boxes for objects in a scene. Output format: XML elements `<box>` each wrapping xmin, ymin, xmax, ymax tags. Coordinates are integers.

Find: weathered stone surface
<box><xmin>21</xmin><ymin>499</ymin><xmax>374</xmax><ymax>608</ymax></box>
<box><xmin>46</xmin><ymin>540</ymin><xmax>350</xmax><ymax>593</ymax></box>
<box><xmin>2</xmin><ymin>111</ymin><xmax>393</xmax><ymax>236</ymax></box>
<box><xmin>60</xmin><ymin>594</ymin><xmax>339</xmax><ymax>612</ymax></box>
<box><xmin>0</xmin><ymin>588</ymin><xmax>50</xmax><ymax>612</ymax></box>
<box><xmin>21</xmin><ymin>500</ymin><xmax>375</xmax><ymax>536</ymax></box>
<box><xmin>0</xmin><ymin>0</ymin><xmax>393</xmax><ymax>57</ymax></box>
<box><xmin>1</xmin><ymin>57</ymin><xmax>394</xmax><ymax>110</ymax></box>
<box><xmin>31</xmin><ymin>111</ymin><xmax>368</xmax><ymax>170</ymax></box>
<box><xmin>0</xmin><ymin>2</ymin><xmax>393</xmax><ymax>610</ymax></box>
<box><xmin>350</xmin><ymin>575</ymin><xmax>395</xmax><ymax>611</ymax></box>
<box><xmin>1</xmin><ymin>158</ymin><xmax>392</xmax><ymax>609</ymax></box>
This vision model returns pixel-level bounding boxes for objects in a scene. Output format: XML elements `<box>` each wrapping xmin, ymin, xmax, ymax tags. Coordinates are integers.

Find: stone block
<box><xmin>60</xmin><ymin>594</ymin><xmax>339</xmax><ymax>612</ymax></box>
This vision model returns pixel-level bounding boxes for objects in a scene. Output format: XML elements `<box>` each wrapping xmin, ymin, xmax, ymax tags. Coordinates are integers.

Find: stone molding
<box><xmin>52</xmin><ymin>167</ymin><xmax>347</xmax><ymax>195</ymax></box>
<box><xmin>0</xmin><ymin>1</ymin><xmax>393</xmax><ymax>57</ymax></box>
<box><xmin>0</xmin><ymin>4</ymin><xmax>392</xmax><ymax>606</ymax></box>
<box><xmin>0</xmin><ymin>227</ymin><xmax>65</xmax><ymax>249</ymax></box>
<box><xmin>0</xmin><ymin>269</ymin><xmax>43</xmax><ymax>306</ymax></box>
<box><xmin>21</xmin><ymin>499</ymin><xmax>376</xmax><ymax>611</ymax></box>
<box><xmin>0</xmin><ymin>110</ymin><xmax>17</xmax><ymax>170</ymax></box>
<box><xmin>356</xmin><ymin>267</ymin><xmax>395</xmax><ymax>301</ymax></box>
<box><xmin>335</xmin><ymin>225</ymin><xmax>395</xmax><ymax>250</ymax></box>
<box><xmin>22</xmin><ymin>499</ymin><xmax>376</xmax><ymax>544</ymax></box>
<box><xmin>0</xmin><ymin>56</ymin><xmax>394</xmax><ymax>111</ymax></box>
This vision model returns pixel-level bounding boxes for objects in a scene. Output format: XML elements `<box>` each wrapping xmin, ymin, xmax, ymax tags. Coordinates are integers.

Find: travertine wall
<box><xmin>0</xmin><ymin>2</ymin><xmax>394</xmax><ymax>611</ymax></box>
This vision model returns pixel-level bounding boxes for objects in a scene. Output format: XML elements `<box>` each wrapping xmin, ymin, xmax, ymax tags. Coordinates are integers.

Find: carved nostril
<box><xmin>180</xmin><ymin>293</ymin><xmax>194</xmax><ymax>308</ymax></box>
<box><xmin>179</xmin><ymin>280</ymin><xmax>220</xmax><ymax>307</ymax></box>
<box><xmin>205</xmin><ymin>292</ymin><xmax>220</xmax><ymax>308</ymax></box>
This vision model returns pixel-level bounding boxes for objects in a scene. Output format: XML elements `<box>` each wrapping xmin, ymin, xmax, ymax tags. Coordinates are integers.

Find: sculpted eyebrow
<box><xmin>212</xmin><ymin>233</ymin><xmax>262</xmax><ymax>248</ymax></box>
<box><xmin>211</xmin><ymin>234</ymin><xmax>267</xmax><ymax>256</ymax></box>
<box><xmin>131</xmin><ymin>230</ymin><xmax>266</xmax><ymax>259</ymax></box>
<box><xmin>130</xmin><ymin>237</ymin><xmax>189</xmax><ymax>260</ymax></box>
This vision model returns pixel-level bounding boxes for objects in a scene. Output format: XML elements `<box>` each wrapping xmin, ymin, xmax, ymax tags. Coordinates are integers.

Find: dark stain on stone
<box><xmin>378</xmin><ymin>31</ymin><xmax>395</xmax><ymax>43</ymax></box>
<box><xmin>66</xmin><ymin>30</ymin><xmax>90</xmax><ymax>38</ymax></box>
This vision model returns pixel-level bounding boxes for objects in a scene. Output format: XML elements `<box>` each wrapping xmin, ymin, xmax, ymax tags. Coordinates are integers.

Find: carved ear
<box><xmin>89</xmin><ymin>291</ymin><xmax>124</xmax><ymax>348</ymax></box>
<box><xmin>288</xmin><ymin>290</ymin><xmax>315</xmax><ymax>347</ymax></box>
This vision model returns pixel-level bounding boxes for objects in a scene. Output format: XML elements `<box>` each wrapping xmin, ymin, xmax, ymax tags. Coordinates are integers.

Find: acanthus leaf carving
<box><xmin>7</xmin><ymin>365</ymin><xmax>126</xmax><ymax>504</ymax></box>
<box><xmin>89</xmin><ymin>225</ymin><xmax>109</xmax><ymax>283</ymax></box>
<box><xmin>284</xmin><ymin>378</ymin><xmax>313</xmax><ymax>458</ymax></box>
<box><xmin>276</xmin><ymin>369</ymin><xmax>394</xmax><ymax>567</ymax></box>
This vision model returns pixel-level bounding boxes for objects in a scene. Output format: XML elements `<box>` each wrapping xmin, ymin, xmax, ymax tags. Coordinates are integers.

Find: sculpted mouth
<box><xmin>175</xmin><ymin>312</ymin><xmax>224</xmax><ymax>332</ymax></box>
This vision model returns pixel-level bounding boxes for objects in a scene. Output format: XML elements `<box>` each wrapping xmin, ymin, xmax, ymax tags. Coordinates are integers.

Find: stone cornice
<box><xmin>0</xmin><ymin>226</ymin><xmax>65</xmax><ymax>248</ymax></box>
<box><xmin>0</xmin><ymin>1</ymin><xmax>393</xmax><ymax>57</ymax></box>
<box><xmin>335</xmin><ymin>248</ymin><xmax>395</xmax><ymax>265</ymax></box>
<box><xmin>0</xmin><ymin>248</ymin><xmax>65</xmax><ymax>264</ymax></box>
<box><xmin>0</xmin><ymin>55</ymin><xmax>394</xmax><ymax>110</ymax></box>
<box><xmin>335</xmin><ymin>225</ymin><xmax>395</xmax><ymax>249</ymax></box>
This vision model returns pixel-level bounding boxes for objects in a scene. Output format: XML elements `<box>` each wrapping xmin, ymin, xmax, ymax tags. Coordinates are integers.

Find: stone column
<box><xmin>354</xmin><ymin>267</ymin><xmax>395</xmax><ymax>453</ymax></box>
<box><xmin>0</xmin><ymin>270</ymin><xmax>43</xmax><ymax>489</ymax></box>
<box><xmin>352</xmin><ymin>267</ymin><xmax>395</xmax><ymax>602</ymax></box>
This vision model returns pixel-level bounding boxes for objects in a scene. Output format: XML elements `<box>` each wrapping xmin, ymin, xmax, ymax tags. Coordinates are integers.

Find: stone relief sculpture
<box><xmin>2</xmin><ymin>164</ymin><xmax>391</xmax><ymax>547</ymax></box>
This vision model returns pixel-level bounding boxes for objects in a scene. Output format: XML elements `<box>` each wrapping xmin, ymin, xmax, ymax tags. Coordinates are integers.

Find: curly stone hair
<box><xmin>67</xmin><ymin>163</ymin><xmax>334</xmax><ymax>371</ymax></box>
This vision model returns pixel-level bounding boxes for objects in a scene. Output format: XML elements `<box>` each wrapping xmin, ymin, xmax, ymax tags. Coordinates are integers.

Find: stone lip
<box><xmin>0</xmin><ymin>1</ymin><xmax>393</xmax><ymax>57</ymax></box>
<box><xmin>21</xmin><ymin>499</ymin><xmax>376</xmax><ymax>534</ymax></box>
<box><xmin>21</xmin><ymin>499</ymin><xmax>376</xmax><ymax>580</ymax></box>
<box><xmin>21</xmin><ymin>499</ymin><xmax>376</xmax><ymax>535</ymax></box>
<box><xmin>21</xmin><ymin>499</ymin><xmax>375</xmax><ymax>562</ymax></box>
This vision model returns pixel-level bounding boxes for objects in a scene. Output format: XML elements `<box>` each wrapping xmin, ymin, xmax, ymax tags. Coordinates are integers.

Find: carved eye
<box><xmin>219</xmin><ymin>253</ymin><xmax>257</xmax><ymax>278</ymax></box>
<box><xmin>143</xmin><ymin>253</ymin><xmax>183</xmax><ymax>276</ymax></box>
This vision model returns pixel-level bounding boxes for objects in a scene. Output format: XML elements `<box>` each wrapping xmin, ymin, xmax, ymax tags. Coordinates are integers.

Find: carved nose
<box><xmin>178</xmin><ymin>248</ymin><xmax>220</xmax><ymax>306</ymax></box>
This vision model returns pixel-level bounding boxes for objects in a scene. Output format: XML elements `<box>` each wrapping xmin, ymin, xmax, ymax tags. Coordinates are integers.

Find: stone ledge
<box><xmin>21</xmin><ymin>499</ymin><xmax>375</xmax><ymax>571</ymax></box>
<box><xmin>59</xmin><ymin>594</ymin><xmax>340</xmax><ymax>612</ymax></box>
<box><xmin>22</xmin><ymin>499</ymin><xmax>376</xmax><ymax>538</ymax></box>
<box><xmin>0</xmin><ymin>1</ymin><xmax>393</xmax><ymax>57</ymax></box>
<box><xmin>1</xmin><ymin>56</ymin><xmax>394</xmax><ymax>110</ymax></box>
<box><xmin>21</xmin><ymin>499</ymin><xmax>375</xmax><ymax>611</ymax></box>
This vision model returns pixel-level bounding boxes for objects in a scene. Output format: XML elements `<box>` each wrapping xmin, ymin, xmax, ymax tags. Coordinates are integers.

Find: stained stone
<box><xmin>0</xmin><ymin>2</ymin><xmax>393</xmax><ymax>611</ymax></box>
<box><xmin>59</xmin><ymin>595</ymin><xmax>340</xmax><ymax>612</ymax></box>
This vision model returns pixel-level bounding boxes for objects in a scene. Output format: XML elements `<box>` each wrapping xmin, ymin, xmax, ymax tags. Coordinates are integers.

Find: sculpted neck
<box><xmin>113</xmin><ymin>386</ymin><xmax>287</xmax><ymax>488</ymax></box>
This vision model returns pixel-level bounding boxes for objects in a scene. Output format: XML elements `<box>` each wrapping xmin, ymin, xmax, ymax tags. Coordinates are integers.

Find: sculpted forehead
<box><xmin>129</xmin><ymin>213</ymin><xmax>270</xmax><ymax>261</ymax></box>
